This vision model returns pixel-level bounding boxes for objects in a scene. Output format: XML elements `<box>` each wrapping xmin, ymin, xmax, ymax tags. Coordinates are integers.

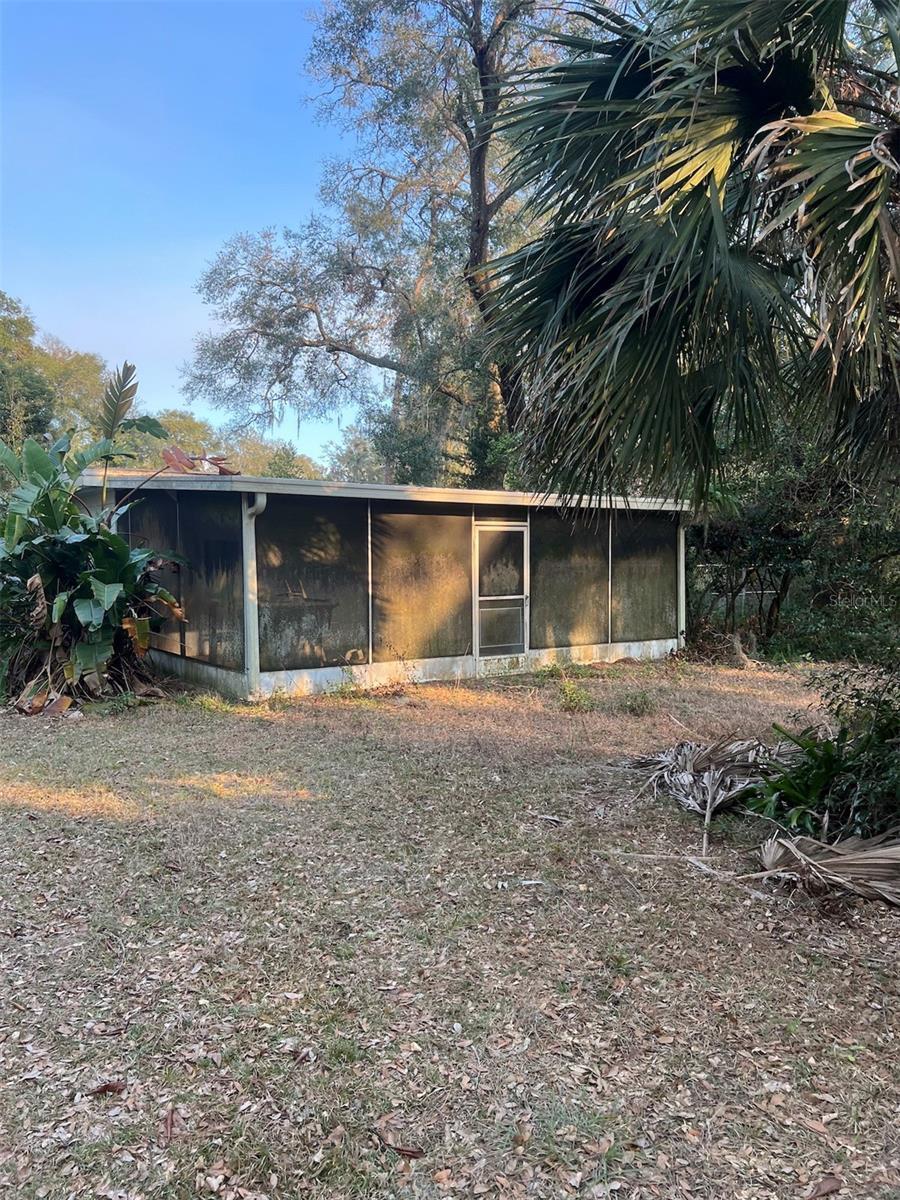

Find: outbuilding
<box><xmin>87</xmin><ymin>473</ymin><xmax>687</xmax><ymax>698</ymax></box>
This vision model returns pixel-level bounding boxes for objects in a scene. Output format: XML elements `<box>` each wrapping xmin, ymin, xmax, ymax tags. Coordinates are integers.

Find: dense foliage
<box><xmin>746</xmin><ymin>665</ymin><xmax>900</xmax><ymax>840</ymax></box>
<box><xmin>490</xmin><ymin>0</ymin><xmax>900</xmax><ymax>499</ymax></box>
<box><xmin>687</xmin><ymin>427</ymin><xmax>899</xmax><ymax>661</ymax></box>
<box><xmin>0</xmin><ymin>435</ymin><xmax>183</xmax><ymax>705</ymax></box>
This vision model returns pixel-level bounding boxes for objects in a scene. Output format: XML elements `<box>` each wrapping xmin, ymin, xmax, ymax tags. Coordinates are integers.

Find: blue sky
<box><xmin>1</xmin><ymin>0</ymin><xmax>351</xmax><ymax>459</ymax></box>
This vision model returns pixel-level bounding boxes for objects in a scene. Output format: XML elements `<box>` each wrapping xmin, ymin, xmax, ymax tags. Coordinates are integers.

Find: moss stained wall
<box><xmin>610</xmin><ymin>512</ymin><xmax>678</xmax><ymax>642</ymax></box>
<box><xmin>529</xmin><ymin>509</ymin><xmax>609</xmax><ymax>649</ymax></box>
<box><xmin>256</xmin><ymin>495</ymin><xmax>369</xmax><ymax>671</ymax></box>
<box><xmin>126</xmin><ymin>489</ymin><xmax>244</xmax><ymax>670</ymax></box>
<box><xmin>372</xmin><ymin>502</ymin><xmax>472</xmax><ymax>662</ymax></box>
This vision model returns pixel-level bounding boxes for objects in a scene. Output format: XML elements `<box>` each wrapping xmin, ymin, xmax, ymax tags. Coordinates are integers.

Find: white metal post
<box><xmin>367</xmin><ymin>500</ymin><xmax>374</xmax><ymax>665</ymax></box>
<box><xmin>677</xmin><ymin>519</ymin><xmax>687</xmax><ymax>649</ymax></box>
<box><xmin>607</xmin><ymin>509</ymin><xmax>613</xmax><ymax>646</ymax></box>
<box><xmin>523</xmin><ymin>510</ymin><xmax>531</xmax><ymax>655</ymax></box>
<box><xmin>241</xmin><ymin>492</ymin><xmax>267</xmax><ymax>698</ymax></box>
<box><xmin>471</xmin><ymin>508</ymin><xmax>478</xmax><ymax>664</ymax></box>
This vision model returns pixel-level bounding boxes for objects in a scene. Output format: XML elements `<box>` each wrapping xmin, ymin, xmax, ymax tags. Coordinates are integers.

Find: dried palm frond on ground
<box><xmin>758</xmin><ymin>832</ymin><xmax>900</xmax><ymax>907</ymax></box>
<box><xmin>626</xmin><ymin>736</ymin><xmax>796</xmax><ymax>851</ymax></box>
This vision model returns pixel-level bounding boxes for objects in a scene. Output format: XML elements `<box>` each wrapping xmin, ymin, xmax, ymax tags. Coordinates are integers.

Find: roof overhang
<box><xmin>79</xmin><ymin>470</ymin><xmax>690</xmax><ymax>513</ymax></box>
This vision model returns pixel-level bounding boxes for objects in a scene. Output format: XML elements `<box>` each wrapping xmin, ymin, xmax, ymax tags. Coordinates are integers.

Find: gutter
<box><xmin>241</xmin><ymin>492</ymin><xmax>267</xmax><ymax>698</ymax></box>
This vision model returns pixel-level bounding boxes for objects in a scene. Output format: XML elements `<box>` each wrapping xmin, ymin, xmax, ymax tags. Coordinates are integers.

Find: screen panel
<box><xmin>529</xmin><ymin>508</ymin><xmax>609</xmax><ymax>649</ymax></box>
<box><xmin>371</xmin><ymin>502</ymin><xmax>472</xmax><ymax>662</ymax></box>
<box><xmin>610</xmin><ymin>512</ymin><xmax>678</xmax><ymax>643</ymax></box>
<box><xmin>125</xmin><ymin>489</ymin><xmax>182</xmax><ymax>655</ymax></box>
<box><xmin>479</xmin><ymin>598</ymin><xmax>525</xmax><ymax>656</ymax></box>
<box><xmin>478</xmin><ymin>528</ymin><xmax>524</xmax><ymax>597</ymax></box>
<box><xmin>177</xmin><ymin>492</ymin><xmax>245</xmax><ymax>670</ymax></box>
<box><xmin>256</xmin><ymin>495</ymin><xmax>369</xmax><ymax>671</ymax></box>
<box><xmin>474</xmin><ymin>504</ymin><xmax>529</xmax><ymax>522</ymax></box>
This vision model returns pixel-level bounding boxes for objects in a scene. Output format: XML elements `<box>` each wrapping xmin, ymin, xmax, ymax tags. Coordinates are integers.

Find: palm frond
<box><xmin>660</xmin><ymin>0</ymin><xmax>851</xmax><ymax>63</ymax></box>
<box><xmin>748</xmin><ymin>111</ymin><xmax>900</xmax><ymax>359</ymax></box>
<box><xmin>760</xmin><ymin>831</ymin><xmax>900</xmax><ymax>905</ymax></box>
<box><xmin>488</xmin><ymin>0</ymin><xmax>900</xmax><ymax>497</ymax></box>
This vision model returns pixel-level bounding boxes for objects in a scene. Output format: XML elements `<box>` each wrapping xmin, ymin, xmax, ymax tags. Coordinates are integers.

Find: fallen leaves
<box><xmin>805</xmin><ymin>1176</ymin><xmax>842</xmax><ymax>1198</ymax></box>
<box><xmin>1</xmin><ymin>664</ymin><xmax>898</xmax><ymax>1200</ymax></box>
<box><xmin>86</xmin><ymin>1080</ymin><xmax>126</xmax><ymax>1098</ymax></box>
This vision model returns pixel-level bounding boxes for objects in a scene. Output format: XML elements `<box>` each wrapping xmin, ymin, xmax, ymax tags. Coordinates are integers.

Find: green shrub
<box><xmin>0</xmin><ymin>434</ymin><xmax>178</xmax><ymax>704</ymax></box>
<box><xmin>745</xmin><ymin>665</ymin><xmax>900</xmax><ymax>840</ymax></box>
<box><xmin>619</xmin><ymin>688</ymin><xmax>656</xmax><ymax>717</ymax></box>
<box><xmin>558</xmin><ymin>679</ymin><xmax>595</xmax><ymax>712</ymax></box>
<box><xmin>766</xmin><ymin>602</ymin><xmax>899</xmax><ymax>666</ymax></box>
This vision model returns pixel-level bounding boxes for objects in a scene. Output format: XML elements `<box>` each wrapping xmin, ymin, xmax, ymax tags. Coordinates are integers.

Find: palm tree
<box><xmin>489</xmin><ymin>0</ymin><xmax>900</xmax><ymax>500</ymax></box>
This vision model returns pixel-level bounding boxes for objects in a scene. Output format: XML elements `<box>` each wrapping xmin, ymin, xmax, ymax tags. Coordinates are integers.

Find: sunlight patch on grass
<box><xmin>162</xmin><ymin>772</ymin><xmax>314</xmax><ymax>806</ymax></box>
<box><xmin>0</xmin><ymin>783</ymin><xmax>138</xmax><ymax>819</ymax></box>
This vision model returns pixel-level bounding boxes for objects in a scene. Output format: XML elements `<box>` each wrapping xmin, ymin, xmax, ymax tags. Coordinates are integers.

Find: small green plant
<box><xmin>567</xmin><ymin>662</ymin><xmax>596</xmax><ymax>679</ymax></box>
<box><xmin>536</xmin><ymin>661</ymin><xmax>595</xmax><ymax>684</ymax></box>
<box><xmin>559</xmin><ymin>679</ymin><xmax>595</xmax><ymax>713</ymax></box>
<box><xmin>535</xmin><ymin>661</ymin><xmax>566</xmax><ymax>682</ymax></box>
<box><xmin>619</xmin><ymin>688</ymin><xmax>656</xmax><ymax>717</ymax></box>
<box><xmin>178</xmin><ymin>690</ymin><xmax>241</xmax><ymax>715</ymax></box>
<box><xmin>597</xmin><ymin>688</ymin><xmax>657</xmax><ymax>717</ymax></box>
<box><xmin>328</xmin><ymin>679</ymin><xmax>366</xmax><ymax>700</ymax></box>
<box><xmin>82</xmin><ymin>691</ymin><xmax>140</xmax><ymax>716</ymax></box>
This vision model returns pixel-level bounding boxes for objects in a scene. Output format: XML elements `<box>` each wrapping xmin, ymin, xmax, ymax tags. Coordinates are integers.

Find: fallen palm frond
<box><xmin>757</xmin><ymin>832</ymin><xmax>900</xmax><ymax>907</ymax></box>
<box><xmin>626</xmin><ymin>736</ymin><xmax>797</xmax><ymax>852</ymax></box>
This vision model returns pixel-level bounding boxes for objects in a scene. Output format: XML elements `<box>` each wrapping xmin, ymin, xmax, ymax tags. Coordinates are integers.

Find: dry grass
<box><xmin>0</xmin><ymin>660</ymin><xmax>898</xmax><ymax>1200</ymax></box>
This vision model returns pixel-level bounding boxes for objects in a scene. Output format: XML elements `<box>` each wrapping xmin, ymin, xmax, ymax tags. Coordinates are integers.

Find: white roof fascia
<box><xmin>79</xmin><ymin>471</ymin><xmax>690</xmax><ymax>512</ymax></box>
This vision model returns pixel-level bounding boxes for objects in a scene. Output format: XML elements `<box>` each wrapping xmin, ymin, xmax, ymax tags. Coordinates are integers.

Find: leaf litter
<box><xmin>1</xmin><ymin>662</ymin><xmax>898</xmax><ymax>1198</ymax></box>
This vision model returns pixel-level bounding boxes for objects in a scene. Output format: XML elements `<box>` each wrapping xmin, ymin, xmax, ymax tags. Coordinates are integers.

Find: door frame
<box><xmin>472</xmin><ymin>517</ymin><xmax>529</xmax><ymax>661</ymax></box>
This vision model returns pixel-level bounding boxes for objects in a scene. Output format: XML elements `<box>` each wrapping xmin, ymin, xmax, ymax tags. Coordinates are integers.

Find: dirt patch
<box><xmin>1</xmin><ymin>662</ymin><xmax>897</xmax><ymax>1199</ymax></box>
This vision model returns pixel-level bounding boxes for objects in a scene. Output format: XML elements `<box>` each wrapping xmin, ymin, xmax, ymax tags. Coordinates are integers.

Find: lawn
<box><xmin>1</xmin><ymin>661</ymin><xmax>897</xmax><ymax>1200</ymax></box>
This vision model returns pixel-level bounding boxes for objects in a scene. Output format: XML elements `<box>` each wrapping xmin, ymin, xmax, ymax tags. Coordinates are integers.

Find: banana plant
<box><xmin>0</xmin><ymin>433</ymin><xmax>183</xmax><ymax>706</ymax></box>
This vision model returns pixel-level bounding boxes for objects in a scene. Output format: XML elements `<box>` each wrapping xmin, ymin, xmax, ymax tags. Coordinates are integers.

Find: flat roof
<box><xmin>80</xmin><ymin>470</ymin><xmax>688</xmax><ymax>512</ymax></box>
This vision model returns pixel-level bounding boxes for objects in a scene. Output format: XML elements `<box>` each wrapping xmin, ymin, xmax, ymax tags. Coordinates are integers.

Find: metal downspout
<box><xmin>242</xmin><ymin>492</ymin><xmax>267</xmax><ymax>698</ymax></box>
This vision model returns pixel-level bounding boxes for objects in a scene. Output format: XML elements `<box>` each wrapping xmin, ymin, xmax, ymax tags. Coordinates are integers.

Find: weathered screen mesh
<box><xmin>478</xmin><ymin>528</ymin><xmax>525</xmax><ymax>597</ymax></box>
<box><xmin>176</xmin><ymin>493</ymin><xmax>244</xmax><ymax>669</ymax></box>
<box><xmin>529</xmin><ymin>509</ymin><xmax>610</xmax><ymax>649</ymax></box>
<box><xmin>610</xmin><ymin>512</ymin><xmax>678</xmax><ymax>642</ymax></box>
<box><xmin>372</xmin><ymin>502</ymin><xmax>472</xmax><ymax>662</ymax></box>
<box><xmin>124</xmin><ymin>489</ymin><xmax>181</xmax><ymax>656</ymax></box>
<box><xmin>126</xmin><ymin>489</ymin><xmax>244</xmax><ymax>670</ymax></box>
<box><xmin>256</xmin><ymin>495</ymin><xmax>369</xmax><ymax>671</ymax></box>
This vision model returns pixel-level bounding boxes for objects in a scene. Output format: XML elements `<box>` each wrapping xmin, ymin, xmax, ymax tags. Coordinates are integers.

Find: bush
<box><xmin>619</xmin><ymin>688</ymin><xmax>656</xmax><ymax>717</ymax></box>
<box><xmin>0</xmin><ymin>435</ymin><xmax>180</xmax><ymax>705</ymax></box>
<box><xmin>744</xmin><ymin>664</ymin><xmax>900</xmax><ymax>840</ymax></box>
<box><xmin>558</xmin><ymin>679</ymin><xmax>595</xmax><ymax>712</ymax></box>
<box><xmin>765</xmin><ymin>602</ymin><xmax>899</xmax><ymax>666</ymax></box>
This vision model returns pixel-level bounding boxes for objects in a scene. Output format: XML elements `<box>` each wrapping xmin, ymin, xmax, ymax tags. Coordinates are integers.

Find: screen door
<box><xmin>476</xmin><ymin>525</ymin><xmax>527</xmax><ymax>656</ymax></box>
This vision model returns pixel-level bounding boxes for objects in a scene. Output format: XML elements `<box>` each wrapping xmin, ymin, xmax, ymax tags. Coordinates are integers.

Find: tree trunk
<box><xmin>463</xmin><ymin>38</ymin><xmax>521</xmax><ymax>434</ymax></box>
<box><xmin>764</xmin><ymin>570</ymin><xmax>792</xmax><ymax>638</ymax></box>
